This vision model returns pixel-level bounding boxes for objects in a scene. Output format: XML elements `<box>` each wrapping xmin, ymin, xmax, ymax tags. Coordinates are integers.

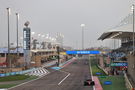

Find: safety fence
<box><xmin>0</xmin><ymin>68</ymin><xmax>37</xmax><ymax>77</ymax></box>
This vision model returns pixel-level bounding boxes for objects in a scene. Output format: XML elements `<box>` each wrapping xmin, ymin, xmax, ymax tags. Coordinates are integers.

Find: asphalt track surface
<box><xmin>9</xmin><ymin>56</ymin><xmax>93</xmax><ymax>90</ymax></box>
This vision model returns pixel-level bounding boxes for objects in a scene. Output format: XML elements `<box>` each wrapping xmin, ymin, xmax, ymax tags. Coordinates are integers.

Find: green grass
<box><xmin>0</xmin><ymin>75</ymin><xmax>38</xmax><ymax>88</ymax></box>
<box><xmin>25</xmin><ymin>75</ymin><xmax>38</xmax><ymax>80</ymax></box>
<box><xmin>99</xmin><ymin>76</ymin><xmax>127</xmax><ymax>90</ymax></box>
<box><xmin>89</xmin><ymin>56</ymin><xmax>127</xmax><ymax>90</ymax></box>
<box><xmin>0</xmin><ymin>74</ymin><xmax>30</xmax><ymax>82</ymax></box>
<box><xmin>0</xmin><ymin>83</ymin><xmax>18</xmax><ymax>88</ymax></box>
<box><xmin>89</xmin><ymin>56</ymin><xmax>106</xmax><ymax>76</ymax></box>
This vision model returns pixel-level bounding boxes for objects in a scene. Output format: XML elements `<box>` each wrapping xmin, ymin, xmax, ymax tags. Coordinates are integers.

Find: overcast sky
<box><xmin>0</xmin><ymin>0</ymin><xmax>133</xmax><ymax>48</ymax></box>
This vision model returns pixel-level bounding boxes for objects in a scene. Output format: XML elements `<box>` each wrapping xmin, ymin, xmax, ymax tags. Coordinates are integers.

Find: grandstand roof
<box><xmin>98</xmin><ymin>24</ymin><xmax>135</xmax><ymax>40</ymax></box>
<box><xmin>98</xmin><ymin>13</ymin><xmax>135</xmax><ymax>40</ymax></box>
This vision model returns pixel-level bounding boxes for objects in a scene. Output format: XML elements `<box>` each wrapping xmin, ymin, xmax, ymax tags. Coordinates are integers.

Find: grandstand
<box><xmin>98</xmin><ymin>13</ymin><xmax>135</xmax><ymax>88</ymax></box>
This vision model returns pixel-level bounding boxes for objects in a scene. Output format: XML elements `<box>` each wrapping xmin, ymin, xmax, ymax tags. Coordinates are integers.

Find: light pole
<box><xmin>132</xmin><ymin>4</ymin><xmax>135</xmax><ymax>69</ymax></box>
<box><xmin>81</xmin><ymin>24</ymin><xmax>85</xmax><ymax>50</ymax></box>
<box><xmin>31</xmin><ymin>32</ymin><xmax>35</xmax><ymax>35</ymax></box>
<box><xmin>31</xmin><ymin>32</ymin><xmax>35</xmax><ymax>41</ymax></box>
<box><xmin>38</xmin><ymin>33</ymin><xmax>41</xmax><ymax>42</ymax></box>
<box><xmin>16</xmin><ymin>13</ymin><xmax>19</xmax><ymax>56</ymax></box>
<box><xmin>132</xmin><ymin>4</ymin><xmax>135</xmax><ymax>55</ymax></box>
<box><xmin>7</xmin><ymin>8</ymin><xmax>11</xmax><ymax>68</ymax></box>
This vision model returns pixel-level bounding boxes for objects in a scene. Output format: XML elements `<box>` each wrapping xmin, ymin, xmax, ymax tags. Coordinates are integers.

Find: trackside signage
<box><xmin>111</xmin><ymin>63</ymin><xmax>128</xmax><ymax>66</ymax></box>
<box><xmin>66</xmin><ymin>51</ymin><xmax>100</xmax><ymax>54</ymax></box>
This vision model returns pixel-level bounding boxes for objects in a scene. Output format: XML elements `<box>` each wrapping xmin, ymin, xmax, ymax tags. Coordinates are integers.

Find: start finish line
<box><xmin>66</xmin><ymin>50</ymin><xmax>100</xmax><ymax>54</ymax></box>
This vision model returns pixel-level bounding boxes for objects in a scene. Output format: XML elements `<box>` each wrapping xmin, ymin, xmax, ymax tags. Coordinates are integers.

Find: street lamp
<box><xmin>31</xmin><ymin>32</ymin><xmax>35</xmax><ymax>41</ymax></box>
<box><xmin>38</xmin><ymin>33</ymin><xmax>41</xmax><ymax>37</ymax></box>
<box><xmin>16</xmin><ymin>13</ymin><xmax>19</xmax><ymax>56</ymax></box>
<box><xmin>7</xmin><ymin>7</ymin><xmax>11</xmax><ymax>67</ymax></box>
<box><xmin>131</xmin><ymin>4</ymin><xmax>135</xmax><ymax>69</ymax></box>
<box><xmin>38</xmin><ymin>33</ymin><xmax>41</xmax><ymax>42</ymax></box>
<box><xmin>81</xmin><ymin>24</ymin><xmax>85</xmax><ymax>50</ymax></box>
<box><xmin>132</xmin><ymin>4</ymin><xmax>135</xmax><ymax>55</ymax></box>
<box><xmin>31</xmin><ymin>32</ymin><xmax>35</xmax><ymax>35</ymax></box>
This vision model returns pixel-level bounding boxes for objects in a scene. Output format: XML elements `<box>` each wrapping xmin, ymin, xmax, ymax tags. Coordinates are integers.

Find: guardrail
<box><xmin>124</xmin><ymin>73</ymin><xmax>134</xmax><ymax>90</ymax></box>
<box><xmin>0</xmin><ymin>68</ymin><xmax>37</xmax><ymax>77</ymax></box>
<box><xmin>59</xmin><ymin>57</ymin><xmax>74</xmax><ymax>67</ymax></box>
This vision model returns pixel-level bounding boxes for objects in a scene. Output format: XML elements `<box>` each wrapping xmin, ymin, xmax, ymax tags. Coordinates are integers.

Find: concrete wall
<box><xmin>127</xmin><ymin>54</ymin><xmax>135</xmax><ymax>85</ymax></box>
<box><xmin>99</xmin><ymin>56</ymin><xmax>111</xmax><ymax>75</ymax></box>
<box><xmin>99</xmin><ymin>56</ymin><xmax>104</xmax><ymax>68</ymax></box>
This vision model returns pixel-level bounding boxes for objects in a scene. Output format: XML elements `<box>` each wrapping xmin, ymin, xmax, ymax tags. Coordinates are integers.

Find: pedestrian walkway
<box><xmin>25</xmin><ymin>60</ymin><xmax>57</xmax><ymax>77</ymax></box>
<box><xmin>25</xmin><ymin>67</ymin><xmax>49</xmax><ymax>77</ymax></box>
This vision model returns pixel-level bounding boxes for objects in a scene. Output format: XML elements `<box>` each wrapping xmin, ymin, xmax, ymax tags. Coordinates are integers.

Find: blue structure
<box><xmin>96</xmin><ymin>72</ymin><xmax>102</xmax><ymax>75</ymax></box>
<box><xmin>111</xmin><ymin>63</ymin><xmax>128</xmax><ymax>66</ymax></box>
<box><xmin>51</xmin><ymin>67</ymin><xmax>61</xmax><ymax>70</ymax></box>
<box><xmin>104</xmin><ymin>81</ymin><xmax>112</xmax><ymax>85</ymax></box>
<box><xmin>106</xmin><ymin>52</ymin><xmax>126</xmax><ymax>61</ymax></box>
<box><xmin>66</xmin><ymin>50</ymin><xmax>100</xmax><ymax>54</ymax></box>
<box><xmin>0</xmin><ymin>68</ymin><xmax>36</xmax><ymax>77</ymax></box>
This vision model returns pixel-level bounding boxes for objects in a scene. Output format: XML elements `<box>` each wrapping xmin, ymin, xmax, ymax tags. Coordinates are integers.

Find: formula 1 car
<box><xmin>84</xmin><ymin>79</ymin><xmax>95</xmax><ymax>86</ymax></box>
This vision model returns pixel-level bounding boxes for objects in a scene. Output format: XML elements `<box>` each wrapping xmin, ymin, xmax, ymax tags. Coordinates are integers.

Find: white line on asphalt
<box><xmin>89</xmin><ymin>55</ymin><xmax>95</xmax><ymax>90</ymax></box>
<box><xmin>58</xmin><ymin>73</ymin><xmax>70</xmax><ymax>85</ymax></box>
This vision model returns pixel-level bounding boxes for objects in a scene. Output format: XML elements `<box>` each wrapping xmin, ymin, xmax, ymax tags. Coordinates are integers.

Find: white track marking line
<box><xmin>89</xmin><ymin>56</ymin><xmax>95</xmax><ymax>90</ymax></box>
<box><xmin>58</xmin><ymin>73</ymin><xmax>70</xmax><ymax>85</ymax></box>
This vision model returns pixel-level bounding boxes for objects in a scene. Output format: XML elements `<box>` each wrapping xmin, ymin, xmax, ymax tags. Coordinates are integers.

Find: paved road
<box><xmin>9</xmin><ymin>56</ymin><xmax>93</xmax><ymax>90</ymax></box>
